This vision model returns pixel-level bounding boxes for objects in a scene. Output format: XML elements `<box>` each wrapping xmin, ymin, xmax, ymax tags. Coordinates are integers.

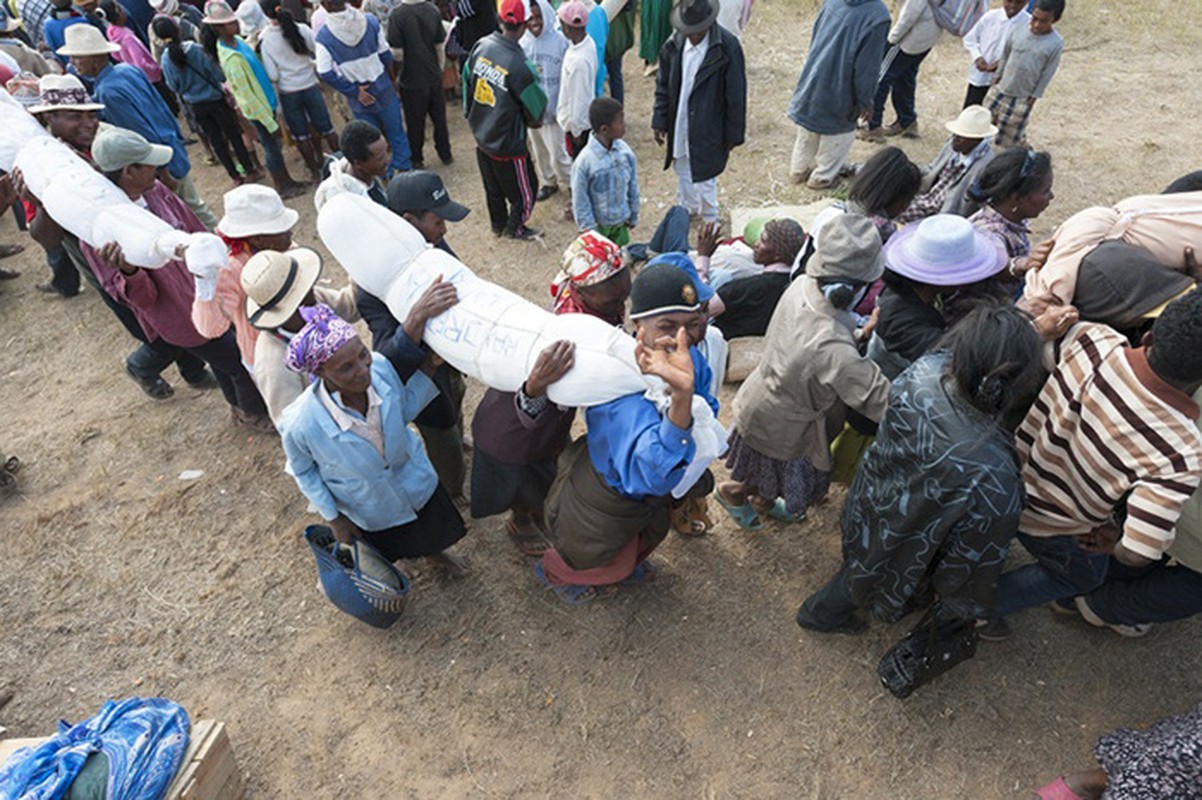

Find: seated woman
<box><xmin>472</xmin><ymin>232</ymin><xmax>630</xmax><ymax>555</ymax></box>
<box><xmin>718</xmin><ymin>215</ymin><xmax>892</xmax><ymax>529</ymax></box>
<box><xmin>868</xmin><ymin>214</ymin><xmax>1008</xmax><ymax>380</ymax></box>
<box><xmin>278</xmin><ymin>305</ymin><xmax>469</xmax><ymax>574</ymax></box>
<box><xmin>797</xmin><ymin>304</ymin><xmax>1046</xmax><ymax>634</ymax></box>
<box><xmin>968</xmin><ymin>147</ymin><xmax>1054</xmax><ymax>290</ymax></box>
<box><xmin>537</xmin><ymin>263</ymin><xmax>720</xmax><ymax>603</ymax></box>
<box><xmin>192</xmin><ymin>184</ymin><xmax>311</xmax><ymax>368</ymax></box>
<box><xmin>710</xmin><ymin>218</ymin><xmax>806</xmax><ymax>340</ymax></box>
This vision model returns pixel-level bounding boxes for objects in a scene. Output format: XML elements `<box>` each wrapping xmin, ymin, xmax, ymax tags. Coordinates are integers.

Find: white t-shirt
<box><xmin>673</xmin><ymin>30</ymin><xmax>709</xmax><ymax>161</ymax></box>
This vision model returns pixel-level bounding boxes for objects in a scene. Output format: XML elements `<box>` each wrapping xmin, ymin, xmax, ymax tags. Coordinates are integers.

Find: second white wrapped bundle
<box><xmin>0</xmin><ymin>90</ymin><xmax>224</xmax><ymax>272</ymax></box>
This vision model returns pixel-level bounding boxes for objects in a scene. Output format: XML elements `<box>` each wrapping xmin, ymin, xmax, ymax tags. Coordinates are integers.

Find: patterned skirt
<box><xmin>1094</xmin><ymin>702</ymin><xmax>1202</xmax><ymax>798</ymax></box>
<box><xmin>988</xmin><ymin>92</ymin><xmax>1034</xmax><ymax>148</ymax></box>
<box><xmin>725</xmin><ymin>431</ymin><xmax>831</xmax><ymax>517</ymax></box>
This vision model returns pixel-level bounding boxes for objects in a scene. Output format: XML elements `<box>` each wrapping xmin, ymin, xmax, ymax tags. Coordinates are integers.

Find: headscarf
<box><xmin>285</xmin><ymin>304</ymin><xmax>357</xmax><ymax>376</ymax></box>
<box><xmin>550</xmin><ymin>231</ymin><xmax>625</xmax><ymax>314</ymax></box>
<box><xmin>149</xmin><ymin>0</ymin><xmax>180</xmax><ymax>15</ymax></box>
<box><xmin>761</xmin><ymin>219</ymin><xmax>806</xmax><ymax>267</ymax></box>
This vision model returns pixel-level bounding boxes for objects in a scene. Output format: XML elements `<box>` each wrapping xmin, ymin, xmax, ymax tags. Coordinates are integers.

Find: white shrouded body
<box><xmin>317</xmin><ymin>192</ymin><xmax>649</xmax><ymax>406</ymax></box>
<box><xmin>317</xmin><ymin>193</ymin><xmax>728</xmax><ymax>496</ymax></box>
<box><xmin>0</xmin><ymin>89</ymin><xmax>224</xmax><ymax>271</ymax></box>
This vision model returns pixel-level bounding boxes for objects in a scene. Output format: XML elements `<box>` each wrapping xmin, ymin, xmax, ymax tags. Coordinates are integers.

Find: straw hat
<box><xmin>945</xmin><ymin>105</ymin><xmax>999</xmax><ymax>140</ymax></box>
<box><xmin>56</xmin><ymin>24</ymin><xmax>121</xmax><ymax>57</ymax></box>
<box><xmin>241</xmin><ymin>247</ymin><xmax>324</xmax><ymax>329</ymax></box>
<box><xmin>27</xmin><ymin>73</ymin><xmax>105</xmax><ymax>114</ymax></box>
<box><xmin>201</xmin><ymin>0</ymin><xmax>238</xmax><ymax>25</ymax></box>
<box><xmin>218</xmin><ymin>184</ymin><xmax>301</xmax><ymax>239</ymax></box>
<box><xmin>884</xmin><ymin>214</ymin><xmax>1006</xmax><ymax>286</ymax></box>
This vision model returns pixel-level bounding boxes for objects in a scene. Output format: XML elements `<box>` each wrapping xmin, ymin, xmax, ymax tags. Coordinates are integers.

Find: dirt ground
<box><xmin>2</xmin><ymin>1</ymin><xmax>1200</xmax><ymax>797</ymax></box>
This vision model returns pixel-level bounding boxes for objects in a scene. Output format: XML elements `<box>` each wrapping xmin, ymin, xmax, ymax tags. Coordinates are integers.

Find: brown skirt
<box><xmin>545</xmin><ymin>439</ymin><xmax>713</xmax><ymax>571</ymax></box>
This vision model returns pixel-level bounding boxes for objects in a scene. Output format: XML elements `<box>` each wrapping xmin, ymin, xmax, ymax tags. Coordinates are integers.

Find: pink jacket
<box><xmin>108</xmin><ymin>25</ymin><xmax>163</xmax><ymax>83</ymax></box>
<box><xmin>191</xmin><ymin>250</ymin><xmax>258</xmax><ymax>365</ymax></box>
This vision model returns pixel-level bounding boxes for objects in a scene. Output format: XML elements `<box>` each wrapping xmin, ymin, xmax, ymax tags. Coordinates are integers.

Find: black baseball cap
<box><xmin>386</xmin><ymin>170</ymin><xmax>470</xmax><ymax>221</ymax></box>
<box><xmin>629</xmin><ymin>262</ymin><xmax>701</xmax><ymax>320</ymax></box>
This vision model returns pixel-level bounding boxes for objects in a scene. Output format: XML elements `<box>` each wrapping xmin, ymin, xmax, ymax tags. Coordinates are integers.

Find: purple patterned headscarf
<box><xmin>284</xmin><ymin>304</ymin><xmax>358</xmax><ymax>376</ymax></box>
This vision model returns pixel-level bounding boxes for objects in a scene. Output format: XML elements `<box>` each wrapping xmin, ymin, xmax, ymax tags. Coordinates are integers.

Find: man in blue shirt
<box><xmin>59</xmin><ymin>23</ymin><xmax>218</xmax><ymax>228</ymax></box>
<box><xmin>537</xmin><ymin>262</ymin><xmax>719</xmax><ymax>603</ymax></box>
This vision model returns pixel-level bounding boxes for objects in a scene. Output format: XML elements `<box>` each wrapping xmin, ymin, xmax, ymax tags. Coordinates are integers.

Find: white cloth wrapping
<box><xmin>316</xmin><ymin>192</ymin><xmax>727</xmax><ymax>494</ymax></box>
<box><xmin>0</xmin><ymin>90</ymin><xmax>226</xmax><ymax>274</ymax></box>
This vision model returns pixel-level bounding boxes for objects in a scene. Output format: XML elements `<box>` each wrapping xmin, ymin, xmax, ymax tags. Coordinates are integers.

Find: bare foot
<box><xmin>427</xmin><ymin>550</ymin><xmax>471</xmax><ymax>578</ymax></box>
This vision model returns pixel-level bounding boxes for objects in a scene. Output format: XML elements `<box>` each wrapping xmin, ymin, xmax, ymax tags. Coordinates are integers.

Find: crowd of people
<box><xmin>0</xmin><ymin>0</ymin><xmax>1199</xmax><ymax>794</ymax></box>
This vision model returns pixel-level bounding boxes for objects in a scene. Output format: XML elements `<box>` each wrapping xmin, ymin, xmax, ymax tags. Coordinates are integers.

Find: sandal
<box><xmin>1031</xmin><ymin>777</ymin><xmax>1085</xmax><ymax>800</ymax></box>
<box><xmin>671</xmin><ymin>496</ymin><xmax>713</xmax><ymax>536</ymax></box>
<box><xmin>505</xmin><ymin>517</ymin><xmax>550</xmax><ymax>557</ymax></box>
<box><xmin>0</xmin><ymin>243</ymin><xmax>24</xmax><ymax>260</ymax></box>
<box><xmin>715</xmin><ymin>491</ymin><xmax>763</xmax><ymax>530</ymax></box>
<box><xmin>620</xmin><ymin>560</ymin><xmax>658</xmax><ymax>586</ymax></box>
<box><xmin>4</xmin><ymin>456</ymin><xmax>20</xmax><ymax>475</ymax></box>
<box><xmin>534</xmin><ymin>561</ymin><xmax>596</xmax><ymax>606</ymax></box>
<box><xmin>762</xmin><ymin>498</ymin><xmax>806</xmax><ymax>524</ymax></box>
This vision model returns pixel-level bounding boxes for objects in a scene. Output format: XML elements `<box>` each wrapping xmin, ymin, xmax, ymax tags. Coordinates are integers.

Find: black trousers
<box><xmin>180</xmin><ymin>330</ymin><xmax>268</xmax><ymax>415</ymax></box>
<box><xmin>475</xmin><ymin>148</ymin><xmax>538</xmax><ymax>235</ymax></box>
<box><xmin>963</xmin><ymin>83</ymin><xmax>990</xmax><ymax>109</ymax></box>
<box><xmin>190</xmin><ymin>99</ymin><xmax>256</xmax><ymax>181</ymax></box>
<box><xmin>401</xmin><ymin>83</ymin><xmax>452</xmax><ymax>166</ymax></box>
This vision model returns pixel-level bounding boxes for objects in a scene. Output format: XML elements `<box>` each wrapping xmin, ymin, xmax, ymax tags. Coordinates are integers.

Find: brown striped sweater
<box><xmin>1017</xmin><ymin>323</ymin><xmax>1202</xmax><ymax>560</ymax></box>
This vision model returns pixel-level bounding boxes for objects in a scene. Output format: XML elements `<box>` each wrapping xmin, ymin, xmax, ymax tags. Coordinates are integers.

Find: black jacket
<box><xmin>651</xmin><ymin>24</ymin><xmax>746</xmax><ymax>183</ymax></box>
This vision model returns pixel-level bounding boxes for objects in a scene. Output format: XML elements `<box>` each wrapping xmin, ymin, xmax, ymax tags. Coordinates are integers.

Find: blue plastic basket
<box><xmin>305</xmin><ymin>525</ymin><xmax>411</xmax><ymax>629</ymax></box>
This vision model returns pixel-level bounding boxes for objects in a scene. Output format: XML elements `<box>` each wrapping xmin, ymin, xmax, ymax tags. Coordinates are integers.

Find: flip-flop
<box><xmin>715</xmin><ymin>492</ymin><xmax>763</xmax><ymax>530</ymax></box>
<box><xmin>763</xmin><ymin>498</ymin><xmax>806</xmax><ymax>524</ymax></box>
<box><xmin>534</xmin><ymin>561</ymin><xmax>596</xmax><ymax>606</ymax></box>
<box><xmin>1031</xmin><ymin>777</ymin><xmax>1086</xmax><ymax>800</ymax></box>
<box><xmin>505</xmin><ymin>517</ymin><xmax>550</xmax><ymax>557</ymax></box>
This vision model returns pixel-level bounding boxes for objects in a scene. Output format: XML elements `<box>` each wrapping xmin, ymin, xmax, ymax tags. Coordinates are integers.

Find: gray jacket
<box><xmin>919</xmin><ymin>138</ymin><xmax>995</xmax><ymax>217</ymax></box>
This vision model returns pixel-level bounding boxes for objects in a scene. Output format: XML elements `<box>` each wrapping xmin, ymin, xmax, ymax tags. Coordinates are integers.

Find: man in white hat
<box><xmin>59</xmin><ymin>22</ymin><xmax>219</xmax><ymax>229</ymax></box>
<box><xmin>241</xmin><ymin>246</ymin><xmax>362</xmax><ymax>423</ymax></box>
<box><xmin>895</xmin><ymin>104</ymin><xmax>997</xmax><ymax>224</ymax></box>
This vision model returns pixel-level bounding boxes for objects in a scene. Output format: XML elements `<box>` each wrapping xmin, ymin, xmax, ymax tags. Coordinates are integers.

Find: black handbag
<box><xmin>877</xmin><ymin>606</ymin><xmax>979</xmax><ymax>699</ymax></box>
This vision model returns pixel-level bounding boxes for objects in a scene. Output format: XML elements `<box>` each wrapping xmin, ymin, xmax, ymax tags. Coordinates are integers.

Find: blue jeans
<box><xmin>278</xmin><ymin>84</ymin><xmax>334</xmax><ymax>139</ymax></box>
<box><xmin>648</xmin><ymin>204</ymin><xmax>691</xmax><ymax>253</ymax></box>
<box><xmin>1083</xmin><ymin>557</ymin><xmax>1202</xmax><ymax>626</ymax></box>
<box><xmin>869</xmin><ymin>46</ymin><xmax>930</xmax><ymax>129</ymax></box>
<box><xmin>605</xmin><ymin>55</ymin><xmax>624</xmax><ymax>104</ymax></box>
<box><xmin>993</xmin><ymin>533</ymin><xmax>1110</xmax><ymax>619</ymax></box>
<box><xmin>251</xmin><ymin>119</ymin><xmax>285</xmax><ymax>174</ymax></box>
<box><xmin>349</xmin><ymin>84</ymin><xmax>412</xmax><ymax>175</ymax></box>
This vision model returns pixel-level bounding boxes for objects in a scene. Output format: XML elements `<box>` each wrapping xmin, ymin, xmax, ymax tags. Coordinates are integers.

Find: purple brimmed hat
<box><xmin>884</xmin><ymin>214</ymin><xmax>1007</xmax><ymax>286</ymax></box>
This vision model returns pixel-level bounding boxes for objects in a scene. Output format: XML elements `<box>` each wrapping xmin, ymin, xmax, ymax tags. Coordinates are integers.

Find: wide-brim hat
<box><xmin>884</xmin><ymin>214</ymin><xmax>1006</xmax><ymax>286</ymax></box>
<box><xmin>201</xmin><ymin>0</ymin><xmax>238</xmax><ymax>24</ymax></box>
<box><xmin>242</xmin><ymin>247</ymin><xmax>324</xmax><ymax>329</ymax></box>
<box><xmin>807</xmin><ymin>214</ymin><xmax>885</xmax><ymax>283</ymax></box>
<box><xmin>56</xmin><ymin>24</ymin><xmax>122</xmax><ymax>56</ymax></box>
<box><xmin>27</xmin><ymin>73</ymin><xmax>105</xmax><ymax>114</ymax></box>
<box><xmin>218</xmin><ymin>183</ymin><xmax>301</xmax><ymax>238</ymax></box>
<box><xmin>670</xmin><ymin>0</ymin><xmax>717</xmax><ymax>36</ymax></box>
<box><xmin>1073</xmin><ymin>241</ymin><xmax>1197</xmax><ymax>329</ymax></box>
<box><xmin>945</xmin><ymin>104</ymin><xmax>998</xmax><ymax>139</ymax></box>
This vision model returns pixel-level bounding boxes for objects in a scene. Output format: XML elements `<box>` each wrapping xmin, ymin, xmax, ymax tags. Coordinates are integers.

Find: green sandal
<box><xmin>715</xmin><ymin>492</ymin><xmax>764</xmax><ymax>530</ymax></box>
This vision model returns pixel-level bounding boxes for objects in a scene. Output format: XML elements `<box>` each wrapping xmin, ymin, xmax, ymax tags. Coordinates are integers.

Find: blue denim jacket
<box><xmin>570</xmin><ymin>135</ymin><xmax>639</xmax><ymax>231</ymax></box>
<box><xmin>280</xmin><ymin>354</ymin><xmax>440</xmax><ymax>531</ymax></box>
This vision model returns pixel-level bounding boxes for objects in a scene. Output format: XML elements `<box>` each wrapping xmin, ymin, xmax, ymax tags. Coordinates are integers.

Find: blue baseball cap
<box><xmin>645</xmin><ymin>252</ymin><xmax>714</xmax><ymax>304</ymax></box>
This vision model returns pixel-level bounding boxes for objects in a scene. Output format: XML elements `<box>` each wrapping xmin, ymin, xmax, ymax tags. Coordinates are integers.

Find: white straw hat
<box><xmin>945</xmin><ymin>105</ymin><xmax>999</xmax><ymax>139</ymax></box>
<box><xmin>56</xmin><ymin>24</ymin><xmax>122</xmax><ymax>56</ymax></box>
<box><xmin>27</xmin><ymin>74</ymin><xmax>105</xmax><ymax>114</ymax></box>
<box><xmin>242</xmin><ymin>247</ymin><xmax>324</xmax><ymax>329</ymax></box>
<box><xmin>218</xmin><ymin>184</ymin><xmax>300</xmax><ymax>238</ymax></box>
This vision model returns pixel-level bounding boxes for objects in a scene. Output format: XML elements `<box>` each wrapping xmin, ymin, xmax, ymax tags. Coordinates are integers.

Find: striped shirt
<box><xmin>1017</xmin><ymin>323</ymin><xmax>1202</xmax><ymax>560</ymax></box>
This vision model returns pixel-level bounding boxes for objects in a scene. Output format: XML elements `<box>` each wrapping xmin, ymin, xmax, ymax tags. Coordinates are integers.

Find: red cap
<box><xmin>499</xmin><ymin>0</ymin><xmax>527</xmax><ymax>24</ymax></box>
